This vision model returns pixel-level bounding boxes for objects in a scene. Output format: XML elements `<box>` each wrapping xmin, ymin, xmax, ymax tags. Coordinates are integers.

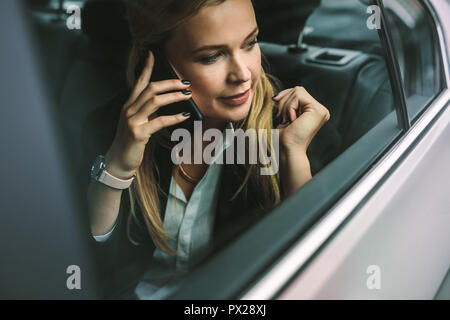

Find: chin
<box><xmin>219</xmin><ymin>104</ymin><xmax>251</xmax><ymax>123</ymax></box>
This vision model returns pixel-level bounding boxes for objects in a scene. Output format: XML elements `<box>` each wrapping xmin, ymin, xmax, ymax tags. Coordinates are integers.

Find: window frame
<box><xmin>376</xmin><ymin>0</ymin><xmax>410</xmax><ymax>132</ymax></box>
<box><xmin>382</xmin><ymin>0</ymin><xmax>446</xmax><ymax>123</ymax></box>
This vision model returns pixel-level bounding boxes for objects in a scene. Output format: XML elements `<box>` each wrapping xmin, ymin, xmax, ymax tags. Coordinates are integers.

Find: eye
<box><xmin>199</xmin><ymin>52</ymin><xmax>222</xmax><ymax>64</ymax></box>
<box><xmin>247</xmin><ymin>38</ymin><xmax>258</xmax><ymax>49</ymax></box>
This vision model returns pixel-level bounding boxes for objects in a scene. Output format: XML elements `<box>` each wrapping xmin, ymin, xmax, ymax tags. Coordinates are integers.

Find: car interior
<box><xmin>28</xmin><ymin>0</ymin><xmax>395</xmax><ymax>180</ymax></box>
<box><xmin>25</xmin><ymin>0</ymin><xmax>400</xmax><ymax>298</ymax></box>
<box><xmin>15</xmin><ymin>0</ymin><xmax>448</xmax><ymax>300</ymax></box>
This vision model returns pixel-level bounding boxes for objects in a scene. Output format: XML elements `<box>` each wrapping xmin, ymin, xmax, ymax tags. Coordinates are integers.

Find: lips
<box><xmin>219</xmin><ymin>89</ymin><xmax>251</xmax><ymax>106</ymax></box>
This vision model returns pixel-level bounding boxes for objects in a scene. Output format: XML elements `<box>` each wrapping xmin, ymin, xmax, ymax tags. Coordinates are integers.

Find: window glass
<box><xmin>259</xmin><ymin>0</ymin><xmax>398</xmax><ymax>164</ymax></box>
<box><xmin>383</xmin><ymin>0</ymin><xmax>443</xmax><ymax>121</ymax></box>
<box><xmin>29</xmin><ymin>0</ymin><xmax>405</xmax><ymax>299</ymax></box>
<box><xmin>166</xmin><ymin>0</ymin><xmax>406</xmax><ymax>299</ymax></box>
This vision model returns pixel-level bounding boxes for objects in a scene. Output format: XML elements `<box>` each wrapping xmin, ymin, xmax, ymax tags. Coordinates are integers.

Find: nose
<box><xmin>227</xmin><ymin>53</ymin><xmax>252</xmax><ymax>84</ymax></box>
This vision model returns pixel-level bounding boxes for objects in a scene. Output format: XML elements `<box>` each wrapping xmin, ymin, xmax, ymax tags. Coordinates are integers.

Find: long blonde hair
<box><xmin>124</xmin><ymin>0</ymin><xmax>281</xmax><ymax>255</ymax></box>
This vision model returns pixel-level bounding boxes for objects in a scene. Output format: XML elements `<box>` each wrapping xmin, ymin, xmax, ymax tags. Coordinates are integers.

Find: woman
<box><xmin>83</xmin><ymin>0</ymin><xmax>330</xmax><ymax>298</ymax></box>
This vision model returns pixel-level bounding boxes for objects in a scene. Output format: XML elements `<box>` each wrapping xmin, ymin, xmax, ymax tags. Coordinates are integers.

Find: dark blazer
<box><xmin>80</xmin><ymin>87</ymin><xmax>340</xmax><ymax>298</ymax></box>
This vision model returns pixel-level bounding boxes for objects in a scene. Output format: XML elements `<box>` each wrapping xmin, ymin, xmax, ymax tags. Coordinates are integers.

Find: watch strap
<box><xmin>98</xmin><ymin>170</ymin><xmax>135</xmax><ymax>190</ymax></box>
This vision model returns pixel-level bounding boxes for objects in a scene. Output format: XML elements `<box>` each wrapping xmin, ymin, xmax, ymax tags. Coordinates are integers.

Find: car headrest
<box><xmin>27</xmin><ymin>0</ymin><xmax>51</xmax><ymax>7</ymax></box>
<box><xmin>254</xmin><ymin>0</ymin><xmax>320</xmax><ymax>44</ymax></box>
<box><xmin>81</xmin><ymin>0</ymin><xmax>319</xmax><ymax>45</ymax></box>
<box><xmin>82</xmin><ymin>0</ymin><xmax>131</xmax><ymax>43</ymax></box>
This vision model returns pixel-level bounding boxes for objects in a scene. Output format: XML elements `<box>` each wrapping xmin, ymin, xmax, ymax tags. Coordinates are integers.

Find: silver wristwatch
<box><xmin>90</xmin><ymin>155</ymin><xmax>135</xmax><ymax>190</ymax></box>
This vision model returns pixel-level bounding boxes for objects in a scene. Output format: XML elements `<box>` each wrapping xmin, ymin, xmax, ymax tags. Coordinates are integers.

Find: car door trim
<box><xmin>375</xmin><ymin>0</ymin><xmax>410</xmax><ymax>132</ymax></box>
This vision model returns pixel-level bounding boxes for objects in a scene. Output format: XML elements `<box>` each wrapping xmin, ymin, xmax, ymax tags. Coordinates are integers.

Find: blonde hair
<box><xmin>124</xmin><ymin>0</ymin><xmax>281</xmax><ymax>255</ymax></box>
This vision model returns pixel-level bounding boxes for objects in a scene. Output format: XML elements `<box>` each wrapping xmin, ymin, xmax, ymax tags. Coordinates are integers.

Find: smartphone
<box><xmin>135</xmin><ymin>46</ymin><xmax>203</xmax><ymax>121</ymax></box>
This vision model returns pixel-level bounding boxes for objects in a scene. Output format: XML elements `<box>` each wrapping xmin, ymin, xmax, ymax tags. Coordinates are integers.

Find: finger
<box><xmin>272</xmin><ymin>88</ymin><xmax>291</xmax><ymax>102</ymax></box>
<box><xmin>276</xmin><ymin>88</ymin><xmax>297</xmax><ymax>117</ymax></box>
<box><xmin>289</xmin><ymin>108</ymin><xmax>297</xmax><ymax>123</ymax></box>
<box><xmin>143</xmin><ymin>112</ymin><xmax>192</xmax><ymax>136</ymax></box>
<box><xmin>124</xmin><ymin>51</ymin><xmax>155</xmax><ymax>108</ymax></box>
<box><xmin>276</xmin><ymin>89</ymin><xmax>296</xmax><ymax>119</ymax></box>
<box><xmin>127</xmin><ymin>79</ymin><xmax>191</xmax><ymax>117</ymax></box>
<box><xmin>278</xmin><ymin>86</ymin><xmax>318</xmax><ymax>120</ymax></box>
<box><xmin>275</xmin><ymin>91</ymin><xmax>289</xmax><ymax>118</ymax></box>
<box><xmin>283</xmin><ymin>93</ymin><xmax>301</xmax><ymax>124</ymax></box>
<box><xmin>292</xmin><ymin>86</ymin><xmax>317</xmax><ymax>106</ymax></box>
<box><xmin>131</xmin><ymin>90</ymin><xmax>193</xmax><ymax>122</ymax></box>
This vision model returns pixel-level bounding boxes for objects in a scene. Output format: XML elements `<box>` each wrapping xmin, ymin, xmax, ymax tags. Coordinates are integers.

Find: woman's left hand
<box><xmin>273</xmin><ymin>86</ymin><xmax>330</xmax><ymax>152</ymax></box>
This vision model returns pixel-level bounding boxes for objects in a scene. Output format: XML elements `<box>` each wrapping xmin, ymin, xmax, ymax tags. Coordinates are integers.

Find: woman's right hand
<box><xmin>104</xmin><ymin>51</ymin><xmax>192</xmax><ymax>179</ymax></box>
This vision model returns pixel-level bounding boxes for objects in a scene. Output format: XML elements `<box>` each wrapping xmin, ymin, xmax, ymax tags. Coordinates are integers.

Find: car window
<box><xmin>28</xmin><ymin>0</ymin><xmax>411</xmax><ymax>299</ymax></box>
<box><xmin>383</xmin><ymin>0</ymin><xmax>443</xmax><ymax>121</ymax></box>
<box><xmin>260</xmin><ymin>0</ymin><xmax>397</xmax><ymax>158</ymax></box>
<box><xmin>167</xmin><ymin>0</ymin><xmax>409</xmax><ymax>299</ymax></box>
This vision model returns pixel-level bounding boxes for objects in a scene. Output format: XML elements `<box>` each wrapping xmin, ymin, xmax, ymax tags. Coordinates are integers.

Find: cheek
<box><xmin>192</xmin><ymin>74</ymin><xmax>220</xmax><ymax>94</ymax></box>
<box><xmin>191</xmin><ymin>73</ymin><xmax>222</xmax><ymax>100</ymax></box>
<box><xmin>251</xmin><ymin>49</ymin><xmax>262</xmax><ymax>84</ymax></box>
<box><xmin>188</xmin><ymin>72</ymin><xmax>223</xmax><ymax>112</ymax></box>
<box><xmin>180</xmin><ymin>49</ymin><xmax>261</xmax><ymax>112</ymax></box>
<box><xmin>171</xmin><ymin>59</ymin><xmax>222</xmax><ymax>97</ymax></box>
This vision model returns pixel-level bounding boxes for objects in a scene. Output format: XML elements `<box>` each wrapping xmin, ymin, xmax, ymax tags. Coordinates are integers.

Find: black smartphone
<box><xmin>135</xmin><ymin>46</ymin><xmax>203</xmax><ymax>121</ymax></box>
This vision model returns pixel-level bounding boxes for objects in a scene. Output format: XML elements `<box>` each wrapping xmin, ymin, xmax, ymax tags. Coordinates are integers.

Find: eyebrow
<box><xmin>191</xmin><ymin>27</ymin><xmax>259</xmax><ymax>55</ymax></box>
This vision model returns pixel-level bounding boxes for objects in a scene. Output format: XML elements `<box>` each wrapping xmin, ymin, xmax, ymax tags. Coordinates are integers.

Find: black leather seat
<box><xmin>259</xmin><ymin>41</ymin><xmax>394</xmax><ymax>172</ymax></box>
<box><xmin>30</xmin><ymin>0</ymin><xmax>131</xmax><ymax>176</ymax></box>
<box><xmin>339</xmin><ymin>59</ymin><xmax>394</xmax><ymax>150</ymax></box>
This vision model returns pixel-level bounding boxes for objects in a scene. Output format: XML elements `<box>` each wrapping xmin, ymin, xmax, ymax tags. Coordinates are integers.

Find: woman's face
<box><xmin>164</xmin><ymin>0</ymin><xmax>261</xmax><ymax>128</ymax></box>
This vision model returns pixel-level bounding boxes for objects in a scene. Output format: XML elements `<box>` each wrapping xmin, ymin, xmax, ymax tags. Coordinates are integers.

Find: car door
<box><xmin>264</xmin><ymin>0</ymin><xmax>450</xmax><ymax>300</ymax></box>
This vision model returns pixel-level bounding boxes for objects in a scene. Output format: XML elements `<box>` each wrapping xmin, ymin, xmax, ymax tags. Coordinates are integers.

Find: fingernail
<box><xmin>181</xmin><ymin>80</ymin><xmax>191</xmax><ymax>85</ymax></box>
<box><xmin>183</xmin><ymin>112</ymin><xmax>191</xmax><ymax>117</ymax></box>
<box><xmin>182</xmin><ymin>90</ymin><xmax>192</xmax><ymax>95</ymax></box>
<box><xmin>272</xmin><ymin>94</ymin><xmax>278</xmax><ymax>99</ymax></box>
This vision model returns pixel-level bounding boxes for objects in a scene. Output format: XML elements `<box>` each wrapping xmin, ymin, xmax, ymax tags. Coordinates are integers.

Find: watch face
<box><xmin>90</xmin><ymin>155</ymin><xmax>106</xmax><ymax>180</ymax></box>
